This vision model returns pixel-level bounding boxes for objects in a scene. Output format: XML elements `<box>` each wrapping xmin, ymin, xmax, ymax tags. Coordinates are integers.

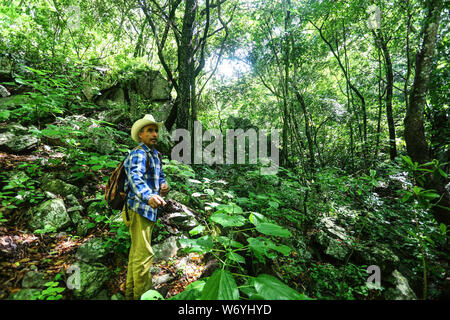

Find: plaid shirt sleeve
<box><xmin>124</xmin><ymin>145</ymin><xmax>165</xmax><ymax>222</ymax></box>
<box><xmin>159</xmin><ymin>153</ymin><xmax>167</xmax><ymax>185</ymax></box>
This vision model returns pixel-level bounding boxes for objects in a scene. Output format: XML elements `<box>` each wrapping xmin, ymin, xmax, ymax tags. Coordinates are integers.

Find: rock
<box><xmin>65</xmin><ymin>194</ymin><xmax>82</xmax><ymax>208</ymax></box>
<box><xmin>152</xmin><ymin>273</ymin><xmax>175</xmax><ymax>287</ymax></box>
<box><xmin>67</xmin><ymin>208</ymin><xmax>83</xmax><ymax>225</ymax></box>
<box><xmin>86</xmin><ymin>129</ymin><xmax>118</xmax><ymax>155</ymax></box>
<box><xmin>0</xmin><ymin>55</ymin><xmax>13</xmax><ymax>80</ymax></box>
<box><xmin>384</xmin><ymin>270</ymin><xmax>417</xmax><ymax>300</ymax></box>
<box><xmin>159</xmin><ymin>199</ymin><xmax>200</xmax><ymax>232</ymax></box>
<box><xmin>70</xmin><ymin>261</ymin><xmax>110</xmax><ymax>299</ymax></box>
<box><xmin>354</xmin><ymin>243</ymin><xmax>400</xmax><ymax>275</ymax></box>
<box><xmin>150</xmin><ymin>266</ymin><xmax>162</xmax><ymax>275</ymax></box>
<box><xmin>65</xmin><ymin>195</ymin><xmax>84</xmax><ymax>224</ymax></box>
<box><xmin>8</xmin><ymin>288</ymin><xmax>41</xmax><ymax>300</ymax></box>
<box><xmin>22</xmin><ymin>271</ymin><xmax>47</xmax><ymax>289</ymax></box>
<box><xmin>29</xmin><ymin>199</ymin><xmax>71</xmax><ymax>232</ymax></box>
<box><xmin>149</xmin><ymin>72</ymin><xmax>171</xmax><ymax>101</ymax></box>
<box><xmin>163</xmin><ymin>211</ymin><xmax>199</xmax><ymax>231</ymax></box>
<box><xmin>76</xmin><ymin>218</ymin><xmax>92</xmax><ymax>237</ymax></box>
<box><xmin>0</xmin><ymin>85</ymin><xmax>10</xmax><ymax>97</ymax></box>
<box><xmin>325</xmin><ymin>238</ymin><xmax>349</xmax><ymax>260</ymax></box>
<box><xmin>44</xmin><ymin>191</ymin><xmax>58</xmax><ymax>199</ymax></box>
<box><xmin>321</xmin><ymin>216</ymin><xmax>349</xmax><ymax>241</ymax></box>
<box><xmin>41</xmin><ymin>179</ymin><xmax>80</xmax><ymax>197</ymax></box>
<box><xmin>153</xmin><ymin>236</ymin><xmax>184</xmax><ymax>263</ymax></box>
<box><xmin>312</xmin><ymin>216</ymin><xmax>352</xmax><ymax>261</ymax></box>
<box><xmin>0</xmin><ymin>123</ymin><xmax>40</xmax><ymax>154</ymax></box>
<box><xmin>75</xmin><ymin>237</ymin><xmax>108</xmax><ymax>263</ymax></box>
<box><xmin>87</xmin><ymin>201</ymin><xmax>104</xmax><ymax>216</ymax></box>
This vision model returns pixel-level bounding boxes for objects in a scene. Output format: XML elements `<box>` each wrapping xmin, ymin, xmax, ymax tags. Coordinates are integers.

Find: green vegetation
<box><xmin>0</xmin><ymin>0</ymin><xmax>448</xmax><ymax>301</ymax></box>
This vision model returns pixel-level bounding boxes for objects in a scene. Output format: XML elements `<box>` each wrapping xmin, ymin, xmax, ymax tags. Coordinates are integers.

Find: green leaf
<box><xmin>255</xmin><ymin>223</ymin><xmax>292</xmax><ymax>237</ymax></box>
<box><xmin>247</xmin><ymin>237</ymin><xmax>276</xmax><ymax>262</ymax></box>
<box><xmin>200</xmin><ymin>269</ymin><xmax>239</xmax><ymax>300</ymax></box>
<box><xmin>254</xmin><ymin>274</ymin><xmax>311</xmax><ymax>300</ymax></box>
<box><xmin>267</xmin><ymin>242</ymin><xmax>291</xmax><ymax>256</ymax></box>
<box><xmin>227</xmin><ymin>252</ymin><xmax>246</xmax><ymax>264</ymax></box>
<box><xmin>401</xmin><ymin>155</ymin><xmax>414</xmax><ymax>167</ymax></box>
<box><xmin>179</xmin><ymin>236</ymin><xmax>214</xmax><ymax>254</ymax></box>
<box><xmin>249</xmin><ymin>212</ymin><xmax>268</xmax><ymax>226</ymax></box>
<box><xmin>210</xmin><ymin>213</ymin><xmax>246</xmax><ymax>227</ymax></box>
<box><xmin>268</xmin><ymin>201</ymin><xmax>279</xmax><ymax>209</ymax></box>
<box><xmin>141</xmin><ymin>289</ymin><xmax>164</xmax><ymax>300</ymax></box>
<box><xmin>215</xmin><ymin>203</ymin><xmax>243</xmax><ymax>214</ymax></box>
<box><xmin>169</xmin><ymin>280</ymin><xmax>206</xmax><ymax>300</ymax></box>
<box><xmin>189</xmin><ymin>225</ymin><xmax>205</xmax><ymax>236</ymax></box>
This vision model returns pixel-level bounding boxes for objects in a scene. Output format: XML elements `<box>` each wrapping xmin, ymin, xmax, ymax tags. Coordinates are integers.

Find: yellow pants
<box><xmin>122</xmin><ymin>207</ymin><xmax>156</xmax><ymax>300</ymax></box>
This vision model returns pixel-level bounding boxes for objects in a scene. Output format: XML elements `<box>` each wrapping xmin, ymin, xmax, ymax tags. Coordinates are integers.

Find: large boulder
<box><xmin>29</xmin><ymin>199</ymin><xmax>71</xmax><ymax>232</ymax></box>
<box><xmin>153</xmin><ymin>236</ymin><xmax>186</xmax><ymax>263</ymax></box>
<box><xmin>41</xmin><ymin>178</ymin><xmax>80</xmax><ymax>198</ymax></box>
<box><xmin>0</xmin><ymin>123</ymin><xmax>40</xmax><ymax>154</ymax></box>
<box><xmin>0</xmin><ymin>55</ymin><xmax>13</xmax><ymax>82</ymax></box>
<box><xmin>353</xmin><ymin>243</ymin><xmax>400</xmax><ymax>275</ymax></box>
<box><xmin>75</xmin><ymin>237</ymin><xmax>108</xmax><ymax>263</ymax></box>
<box><xmin>159</xmin><ymin>199</ymin><xmax>199</xmax><ymax>231</ymax></box>
<box><xmin>95</xmin><ymin>70</ymin><xmax>170</xmax><ymax>106</ymax></box>
<box><xmin>384</xmin><ymin>270</ymin><xmax>417</xmax><ymax>300</ymax></box>
<box><xmin>8</xmin><ymin>288</ymin><xmax>41</xmax><ymax>300</ymax></box>
<box><xmin>312</xmin><ymin>217</ymin><xmax>351</xmax><ymax>261</ymax></box>
<box><xmin>69</xmin><ymin>261</ymin><xmax>110</xmax><ymax>299</ymax></box>
<box><xmin>21</xmin><ymin>271</ymin><xmax>48</xmax><ymax>289</ymax></box>
<box><xmin>0</xmin><ymin>85</ymin><xmax>10</xmax><ymax>97</ymax></box>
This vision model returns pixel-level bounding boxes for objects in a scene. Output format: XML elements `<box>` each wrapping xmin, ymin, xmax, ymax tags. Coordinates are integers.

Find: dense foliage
<box><xmin>0</xmin><ymin>0</ymin><xmax>448</xmax><ymax>301</ymax></box>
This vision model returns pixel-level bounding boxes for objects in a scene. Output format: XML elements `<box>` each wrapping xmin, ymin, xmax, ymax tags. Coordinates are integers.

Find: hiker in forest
<box><xmin>122</xmin><ymin>114</ymin><xmax>169</xmax><ymax>300</ymax></box>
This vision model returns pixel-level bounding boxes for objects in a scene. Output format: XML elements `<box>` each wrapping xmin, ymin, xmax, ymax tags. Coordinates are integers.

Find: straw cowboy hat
<box><xmin>131</xmin><ymin>114</ymin><xmax>163</xmax><ymax>142</ymax></box>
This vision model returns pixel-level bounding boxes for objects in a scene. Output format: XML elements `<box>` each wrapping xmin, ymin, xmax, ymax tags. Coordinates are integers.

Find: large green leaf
<box><xmin>226</xmin><ymin>252</ymin><xmax>246</xmax><ymax>264</ymax></box>
<box><xmin>210</xmin><ymin>212</ymin><xmax>246</xmax><ymax>227</ymax></box>
<box><xmin>255</xmin><ymin>222</ymin><xmax>292</xmax><ymax>237</ymax></box>
<box><xmin>169</xmin><ymin>280</ymin><xmax>206</xmax><ymax>300</ymax></box>
<box><xmin>141</xmin><ymin>289</ymin><xmax>164</xmax><ymax>300</ymax></box>
<box><xmin>215</xmin><ymin>203</ymin><xmax>243</xmax><ymax>214</ymax></box>
<box><xmin>200</xmin><ymin>269</ymin><xmax>239</xmax><ymax>300</ymax></box>
<box><xmin>247</xmin><ymin>237</ymin><xmax>276</xmax><ymax>262</ymax></box>
<box><xmin>249</xmin><ymin>212</ymin><xmax>269</xmax><ymax>226</ymax></box>
<box><xmin>179</xmin><ymin>236</ymin><xmax>214</xmax><ymax>254</ymax></box>
<box><xmin>254</xmin><ymin>274</ymin><xmax>311</xmax><ymax>300</ymax></box>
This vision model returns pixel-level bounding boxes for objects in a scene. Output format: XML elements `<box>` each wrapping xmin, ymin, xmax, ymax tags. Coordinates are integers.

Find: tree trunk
<box><xmin>404</xmin><ymin>0</ymin><xmax>449</xmax><ymax>226</ymax></box>
<box><xmin>379</xmin><ymin>34</ymin><xmax>397</xmax><ymax>160</ymax></box>
<box><xmin>177</xmin><ymin>0</ymin><xmax>197</xmax><ymax>130</ymax></box>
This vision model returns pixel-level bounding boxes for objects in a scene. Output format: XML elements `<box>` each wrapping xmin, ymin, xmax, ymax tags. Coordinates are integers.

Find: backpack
<box><xmin>105</xmin><ymin>146</ymin><xmax>162</xmax><ymax>217</ymax></box>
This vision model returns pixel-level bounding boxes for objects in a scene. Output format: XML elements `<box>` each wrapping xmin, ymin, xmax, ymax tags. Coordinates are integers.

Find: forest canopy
<box><xmin>0</xmin><ymin>0</ymin><xmax>448</xmax><ymax>302</ymax></box>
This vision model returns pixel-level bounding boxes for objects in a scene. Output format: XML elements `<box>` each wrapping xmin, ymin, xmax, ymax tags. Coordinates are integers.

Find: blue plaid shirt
<box><xmin>124</xmin><ymin>143</ymin><xmax>167</xmax><ymax>222</ymax></box>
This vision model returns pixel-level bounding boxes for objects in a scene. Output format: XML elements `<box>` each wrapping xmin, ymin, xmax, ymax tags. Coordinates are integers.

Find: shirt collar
<box><xmin>139</xmin><ymin>142</ymin><xmax>158</xmax><ymax>156</ymax></box>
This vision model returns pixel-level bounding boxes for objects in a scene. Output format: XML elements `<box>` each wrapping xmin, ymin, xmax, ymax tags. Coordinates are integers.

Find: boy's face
<box><xmin>139</xmin><ymin>124</ymin><xmax>159</xmax><ymax>148</ymax></box>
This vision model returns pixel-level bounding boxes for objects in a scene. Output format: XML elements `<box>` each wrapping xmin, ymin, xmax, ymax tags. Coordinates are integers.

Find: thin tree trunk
<box><xmin>378</xmin><ymin>32</ymin><xmax>397</xmax><ymax>160</ymax></box>
<box><xmin>177</xmin><ymin>0</ymin><xmax>197</xmax><ymax>130</ymax></box>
